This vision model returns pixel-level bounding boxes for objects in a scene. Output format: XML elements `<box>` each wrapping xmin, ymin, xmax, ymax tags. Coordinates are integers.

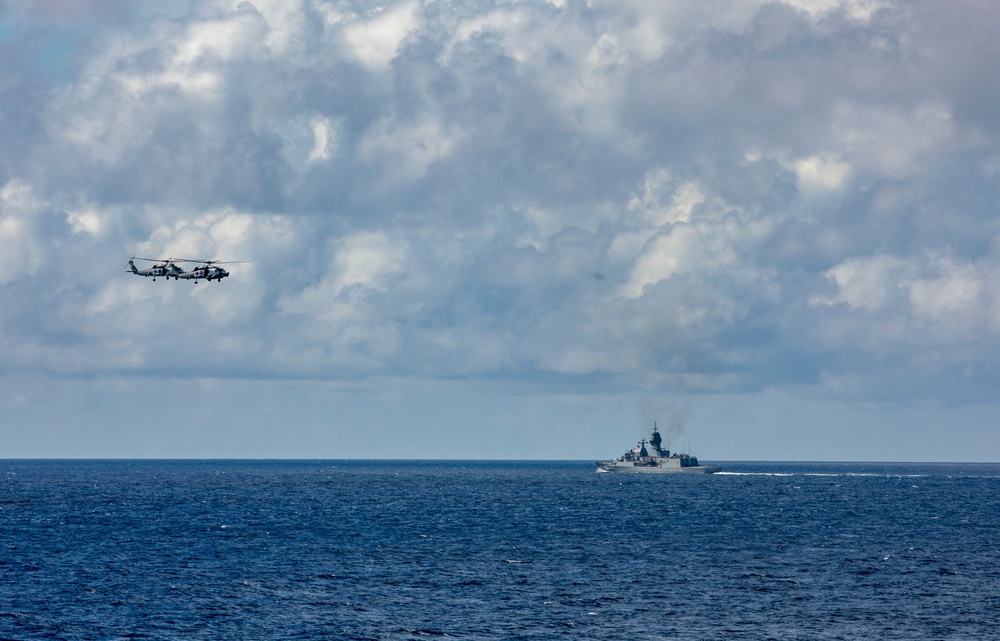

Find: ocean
<box><xmin>2</xmin><ymin>460</ymin><xmax>998</xmax><ymax>640</ymax></box>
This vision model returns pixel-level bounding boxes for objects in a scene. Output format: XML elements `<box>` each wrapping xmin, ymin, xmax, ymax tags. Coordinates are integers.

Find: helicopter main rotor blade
<box><xmin>173</xmin><ymin>258</ymin><xmax>250</xmax><ymax>265</ymax></box>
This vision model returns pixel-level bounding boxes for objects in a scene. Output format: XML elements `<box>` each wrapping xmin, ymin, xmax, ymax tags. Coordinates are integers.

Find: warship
<box><xmin>597</xmin><ymin>423</ymin><xmax>722</xmax><ymax>474</ymax></box>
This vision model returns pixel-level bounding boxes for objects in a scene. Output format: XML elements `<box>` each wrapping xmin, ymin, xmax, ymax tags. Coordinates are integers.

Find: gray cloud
<box><xmin>3</xmin><ymin>0</ymin><xmax>1000</xmax><ymax>417</ymax></box>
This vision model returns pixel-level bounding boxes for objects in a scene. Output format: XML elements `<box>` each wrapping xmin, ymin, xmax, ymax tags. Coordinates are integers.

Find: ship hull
<box><xmin>596</xmin><ymin>462</ymin><xmax>722</xmax><ymax>474</ymax></box>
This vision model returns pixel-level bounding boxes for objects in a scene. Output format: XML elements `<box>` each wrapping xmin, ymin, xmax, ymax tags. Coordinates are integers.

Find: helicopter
<box><xmin>127</xmin><ymin>256</ymin><xmax>185</xmax><ymax>281</ymax></box>
<box><xmin>175</xmin><ymin>259</ymin><xmax>246</xmax><ymax>283</ymax></box>
<box><xmin>127</xmin><ymin>257</ymin><xmax>247</xmax><ymax>282</ymax></box>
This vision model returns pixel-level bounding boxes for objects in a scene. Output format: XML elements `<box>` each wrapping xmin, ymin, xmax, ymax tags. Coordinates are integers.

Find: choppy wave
<box><xmin>2</xmin><ymin>459</ymin><xmax>999</xmax><ymax>640</ymax></box>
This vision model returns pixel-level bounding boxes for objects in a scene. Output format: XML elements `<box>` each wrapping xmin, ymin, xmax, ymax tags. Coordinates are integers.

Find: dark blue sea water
<box><xmin>2</xmin><ymin>460</ymin><xmax>999</xmax><ymax>640</ymax></box>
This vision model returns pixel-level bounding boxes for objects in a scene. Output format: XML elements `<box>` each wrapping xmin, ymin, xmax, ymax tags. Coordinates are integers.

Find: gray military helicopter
<box><xmin>127</xmin><ymin>256</ymin><xmax>247</xmax><ymax>282</ymax></box>
<box><xmin>127</xmin><ymin>256</ymin><xmax>185</xmax><ymax>281</ymax></box>
<box><xmin>175</xmin><ymin>259</ymin><xmax>247</xmax><ymax>283</ymax></box>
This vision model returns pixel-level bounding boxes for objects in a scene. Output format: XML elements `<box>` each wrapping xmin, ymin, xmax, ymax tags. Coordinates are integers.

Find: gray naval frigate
<box><xmin>597</xmin><ymin>424</ymin><xmax>722</xmax><ymax>474</ymax></box>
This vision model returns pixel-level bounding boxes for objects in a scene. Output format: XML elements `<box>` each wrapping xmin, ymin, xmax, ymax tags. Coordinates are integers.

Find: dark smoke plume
<box><xmin>639</xmin><ymin>397</ymin><xmax>690</xmax><ymax>450</ymax></box>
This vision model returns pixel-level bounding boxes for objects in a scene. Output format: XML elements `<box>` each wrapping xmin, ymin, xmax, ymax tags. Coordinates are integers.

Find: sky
<box><xmin>1</xmin><ymin>0</ymin><xmax>999</xmax><ymax>461</ymax></box>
